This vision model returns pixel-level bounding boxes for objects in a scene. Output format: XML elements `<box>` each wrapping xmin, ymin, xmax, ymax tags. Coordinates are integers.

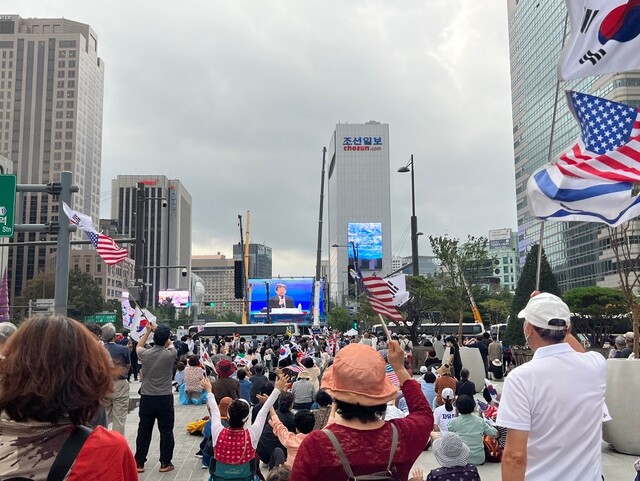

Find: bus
<box><xmin>371</xmin><ymin>322</ymin><xmax>483</xmax><ymax>339</ymax></box>
<box><xmin>195</xmin><ymin>322</ymin><xmax>301</xmax><ymax>340</ymax></box>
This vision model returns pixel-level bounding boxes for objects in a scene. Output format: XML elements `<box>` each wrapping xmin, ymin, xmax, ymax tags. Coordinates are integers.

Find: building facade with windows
<box><xmin>191</xmin><ymin>254</ymin><xmax>242</xmax><ymax>315</ymax></box>
<box><xmin>0</xmin><ymin>15</ymin><xmax>104</xmax><ymax>300</ymax></box>
<box><xmin>326</xmin><ymin>121</ymin><xmax>392</xmax><ymax>305</ymax></box>
<box><xmin>509</xmin><ymin>2</ymin><xmax>640</xmax><ymax>292</ymax></box>
<box><xmin>111</xmin><ymin>175</ymin><xmax>192</xmax><ymax>308</ymax></box>
<box><xmin>488</xmin><ymin>228</ymin><xmax>519</xmax><ymax>293</ymax></box>
<box><xmin>232</xmin><ymin>243</ymin><xmax>272</xmax><ymax>279</ymax></box>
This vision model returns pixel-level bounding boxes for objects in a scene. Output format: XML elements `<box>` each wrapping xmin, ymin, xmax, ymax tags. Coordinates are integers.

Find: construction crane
<box><xmin>461</xmin><ymin>272</ymin><xmax>484</xmax><ymax>325</ymax></box>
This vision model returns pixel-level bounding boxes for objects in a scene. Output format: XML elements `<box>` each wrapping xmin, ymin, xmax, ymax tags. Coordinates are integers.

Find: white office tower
<box><xmin>327</xmin><ymin>121</ymin><xmax>392</xmax><ymax>306</ymax></box>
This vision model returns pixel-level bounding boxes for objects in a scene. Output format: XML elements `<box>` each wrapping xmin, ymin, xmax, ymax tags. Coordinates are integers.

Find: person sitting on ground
<box><xmin>419</xmin><ymin>371</ymin><xmax>438</xmax><ymax>410</ymax></box>
<box><xmin>183</xmin><ymin>355</ymin><xmax>206</xmax><ymax>403</ymax></box>
<box><xmin>237</xmin><ymin>368</ymin><xmax>252</xmax><ymax>403</ymax></box>
<box><xmin>489</xmin><ymin>359</ymin><xmax>504</xmax><ymax>380</ymax></box>
<box><xmin>266</xmin><ymin>464</ymin><xmax>291</xmax><ymax>481</ymax></box>
<box><xmin>448</xmin><ymin>394</ymin><xmax>498</xmax><ymax>466</ymax></box>
<box><xmin>0</xmin><ymin>315</ymin><xmax>138</xmax><ymax>480</ymax></box>
<box><xmin>311</xmin><ymin>390</ymin><xmax>333</xmax><ymax>430</ymax></box>
<box><xmin>424</xmin><ymin>348</ymin><xmax>441</xmax><ymax>371</ymax></box>
<box><xmin>250</xmin><ymin>364</ymin><xmax>269</xmax><ymax>404</ymax></box>
<box><xmin>202</xmin><ymin>373</ymin><xmax>289</xmax><ymax>480</ymax></box>
<box><xmin>434</xmin><ymin>364</ymin><xmax>457</xmax><ymax>407</ymax></box>
<box><xmin>298</xmin><ymin>357</ymin><xmax>321</xmax><ymax>391</ymax></box>
<box><xmin>174</xmin><ymin>361</ymin><xmax>186</xmax><ymax>391</ymax></box>
<box><xmin>269</xmin><ymin>408</ymin><xmax>315</xmax><ymax>468</ymax></box>
<box><xmin>427</xmin><ymin>432</ymin><xmax>481</xmax><ymax>481</ymax></box>
<box><xmin>455</xmin><ymin>368</ymin><xmax>476</xmax><ymax>398</ymax></box>
<box><xmin>431</xmin><ymin>388</ymin><xmax>457</xmax><ymax>441</ymax></box>
<box><xmin>290</xmin><ymin>341</ymin><xmax>434</xmax><ymax>480</ymax></box>
<box><xmin>212</xmin><ymin>359</ymin><xmax>240</xmax><ymax>401</ymax></box>
<box><xmin>256</xmin><ymin>387</ymin><xmax>296</xmax><ymax>469</ymax></box>
<box><xmin>291</xmin><ymin>371</ymin><xmax>316</xmax><ymax>410</ymax></box>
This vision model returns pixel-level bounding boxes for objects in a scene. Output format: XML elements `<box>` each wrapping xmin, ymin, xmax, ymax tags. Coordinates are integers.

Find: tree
<box><xmin>67</xmin><ymin>268</ymin><xmax>104</xmax><ymax>319</ymax></box>
<box><xmin>151</xmin><ymin>298</ymin><xmax>177</xmax><ymax>322</ymax></box>
<box><xmin>327</xmin><ymin>306</ymin><xmax>353</xmax><ymax>333</ymax></box>
<box><xmin>563</xmin><ymin>286</ymin><xmax>629</xmax><ymax>348</ymax></box>
<box><xmin>480</xmin><ymin>295</ymin><xmax>512</xmax><ymax>326</ymax></box>
<box><xmin>429</xmin><ymin>235</ymin><xmax>489</xmax><ymax>343</ymax></box>
<box><xmin>401</xmin><ymin>276</ymin><xmax>446</xmax><ymax>343</ymax></box>
<box><xmin>218</xmin><ymin>310</ymin><xmax>242</xmax><ymax>324</ymax></box>
<box><xmin>12</xmin><ymin>272</ymin><xmax>55</xmax><ymax>322</ymax></box>
<box><xmin>504</xmin><ymin>244</ymin><xmax>560</xmax><ymax>346</ymax></box>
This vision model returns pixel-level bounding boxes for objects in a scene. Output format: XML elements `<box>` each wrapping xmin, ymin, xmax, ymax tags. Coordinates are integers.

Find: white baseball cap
<box><xmin>442</xmin><ymin>387</ymin><xmax>455</xmax><ymax>400</ymax></box>
<box><xmin>518</xmin><ymin>293</ymin><xmax>570</xmax><ymax>331</ymax></box>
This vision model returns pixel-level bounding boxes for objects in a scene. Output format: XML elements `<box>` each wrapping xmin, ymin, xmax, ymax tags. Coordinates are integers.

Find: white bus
<box><xmin>196</xmin><ymin>322</ymin><xmax>301</xmax><ymax>339</ymax></box>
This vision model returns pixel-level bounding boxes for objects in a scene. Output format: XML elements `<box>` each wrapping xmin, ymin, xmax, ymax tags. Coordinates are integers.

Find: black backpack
<box><xmin>322</xmin><ymin>423</ymin><xmax>399</xmax><ymax>480</ymax></box>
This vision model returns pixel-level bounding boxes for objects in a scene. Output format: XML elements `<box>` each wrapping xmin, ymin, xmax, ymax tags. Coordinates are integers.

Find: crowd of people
<box><xmin>0</xmin><ymin>290</ymin><xmax>638</xmax><ymax>480</ymax></box>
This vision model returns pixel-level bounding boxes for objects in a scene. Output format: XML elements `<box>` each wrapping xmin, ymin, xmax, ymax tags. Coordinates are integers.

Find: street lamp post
<box><xmin>398</xmin><ymin>155</ymin><xmax>420</xmax><ymax>276</ymax></box>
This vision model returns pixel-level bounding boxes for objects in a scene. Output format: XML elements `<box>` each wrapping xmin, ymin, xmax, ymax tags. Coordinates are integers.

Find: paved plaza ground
<box><xmin>122</xmin><ymin>380</ymin><xmax>637</xmax><ymax>481</ymax></box>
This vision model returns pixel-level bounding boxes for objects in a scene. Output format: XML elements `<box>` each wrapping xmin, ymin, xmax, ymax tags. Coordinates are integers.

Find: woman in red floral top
<box><xmin>291</xmin><ymin>340</ymin><xmax>434</xmax><ymax>481</ymax></box>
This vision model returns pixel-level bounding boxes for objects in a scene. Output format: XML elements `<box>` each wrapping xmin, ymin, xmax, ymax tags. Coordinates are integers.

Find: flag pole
<box><xmin>377</xmin><ymin>313</ymin><xmax>392</xmax><ymax>342</ymax></box>
<box><xmin>535</xmin><ymin>11</ymin><xmax>569</xmax><ymax>291</ymax></box>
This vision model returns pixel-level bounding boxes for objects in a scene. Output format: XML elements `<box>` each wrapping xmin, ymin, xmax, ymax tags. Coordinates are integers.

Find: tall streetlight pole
<box><xmin>398</xmin><ymin>155</ymin><xmax>420</xmax><ymax>276</ymax></box>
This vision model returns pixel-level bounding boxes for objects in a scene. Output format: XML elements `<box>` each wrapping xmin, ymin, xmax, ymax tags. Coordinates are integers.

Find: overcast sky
<box><xmin>7</xmin><ymin>1</ymin><xmax>516</xmax><ymax>276</ymax></box>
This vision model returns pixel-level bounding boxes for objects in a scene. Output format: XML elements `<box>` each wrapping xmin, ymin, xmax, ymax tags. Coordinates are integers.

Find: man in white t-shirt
<box><xmin>497</xmin><ymin>292</ymin><xmax>606</xmax><ymax>481</ymax></box>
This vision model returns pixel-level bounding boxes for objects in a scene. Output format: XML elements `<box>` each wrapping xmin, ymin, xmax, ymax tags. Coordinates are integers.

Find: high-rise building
<box><xmin>488</xmin><ymin>228</ymin><xmax>519</xmax><ymax>292</ymax></box>
<box><xmin>1</xmin><ymin>15</ymin><xmax>104</xmax><ymax>298</ymax></box>
<box><xmin>111</xmin><ymin>175</ymin><xmax>192</xmax><ymax>307</ymax></box>
<box><xmin>191</xmin><ymin>254</ymin><xmax>242</xmax><ymax>315</ymax></box>
<box><xmin>508</xmin><ymin>3</ymin><xmax>640</xmax><ymax>291</ymax></box>
<box><xmin>327</xmin><ymin>121</ymin><xmax>392</xmax><ymax>305</ymax></box>
<box><xmin>232</xmin><ymin>243</ymin><xmax>272</xmax><ymax>279</ymax></box>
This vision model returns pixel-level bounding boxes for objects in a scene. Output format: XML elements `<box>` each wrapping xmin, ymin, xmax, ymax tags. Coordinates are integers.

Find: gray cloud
<box><xmin>9</xmin><ymin>0</ymin><xmax>516</xmax><ymax>273</ymax></box>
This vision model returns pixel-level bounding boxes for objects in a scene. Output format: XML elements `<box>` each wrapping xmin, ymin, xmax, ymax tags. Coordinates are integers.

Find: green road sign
<box><xmin>84</xmin><ymin>312</ymin><xmax>118</xmax><ymax>324</ymax></box>
<box><xmin>0</xmin><ymin>174</ymin><xmax>16</xmax><ymax>238</ymax></box>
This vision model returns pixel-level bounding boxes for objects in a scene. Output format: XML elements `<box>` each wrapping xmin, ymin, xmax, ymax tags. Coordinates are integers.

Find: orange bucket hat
<box><xmin>321</xmin><ymin>343</ymin><xmax>398</xmax><ymax>406</ymax></box>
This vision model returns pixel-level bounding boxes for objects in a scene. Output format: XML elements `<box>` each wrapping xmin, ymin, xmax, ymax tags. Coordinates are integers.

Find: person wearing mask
<box><xmin>498</xmin><ymin>292</ymin><xmax>606</xmax><ymax>481</ymax></box>
<box><xmin>445</xmin><ymin>337</ymin><xmax>463</xmax><ymax>380</ymax></box>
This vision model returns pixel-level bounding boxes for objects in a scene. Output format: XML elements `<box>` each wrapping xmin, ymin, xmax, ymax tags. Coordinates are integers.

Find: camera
<box><xmin>181</xmin><ymin>268</ymin><xmax>188</xmax><ymax>277</ymax></box>
<box><xmin>162</xmin><ymin>199</ymin><xmax>168</xmax><ymax>208</ymax></box>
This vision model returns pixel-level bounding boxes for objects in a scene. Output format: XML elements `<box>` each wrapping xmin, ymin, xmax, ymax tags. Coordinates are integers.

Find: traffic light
<box><xmin>234</xmin><ymin>260</ymin><xmax>244</xmax><ymax>299</ymax></box>
<box><xmin>353</xmin><ymin>321</ymin><xmax>358</xmax><ymax>330</ymax></box>
<box><xmin>209</xmin><ymin>302</ymin><xmax>215</xmax><ymax>307</ymax></box>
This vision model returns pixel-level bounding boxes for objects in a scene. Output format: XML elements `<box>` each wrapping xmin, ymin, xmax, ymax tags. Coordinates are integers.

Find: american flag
<box><xmin>555</xmin><ymin>91</ymin><xmax>640</xmax><ymax>182</ymax></box>
<box><xmin>86</xmin><ymin>231</ymin><xmax>129</xmax><ymax>265</ymax></box>
<box><xmin>385</xmin><ymin>363</ymin><xmax>399</xmax><ymax>387</ymax></box>
<box><xmin>354</xmin><ymin>273</ymin><xmax>403</xmax><ymax>321</ymax></box>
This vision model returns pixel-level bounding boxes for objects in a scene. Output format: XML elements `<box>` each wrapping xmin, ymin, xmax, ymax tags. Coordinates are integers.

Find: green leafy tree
<box><xmin>68</xmin><ymin>268</ymin><xmax>104</xmax><ymax>319</ymax></box>
<box><xmin>151</xmin><ymin>298</ymin><xmax>177</xmax><ymax>322</ymax></box>
<box><xmin>356</xmin><ymin>294</ymin><xmax>378</xmax><ymax>331</ymax></box>
<box><xmin>564</xmin><ymin>286</ymin><xmax>629</xmax><ymax>348</ymax></box>
<box><xmin>12</xmin><ymin>272</ymin><xmax>55</xmax><ymax>322</ymax></box>
<box><xmin>218</xmin><ymin>310</ymin><xmax>242</xmax><ymax>324</ymax></box>
<box><xmin>480</xmin><ymin>293</ymin><xmax>512</xmax><ymax>326</ymax></box>
<box><xmin>429</xmin><ymin>235</ymin><xmax>489</xmax><ymax>343</ymax></box>
<box><xmin>327</xmin><ymin>306</ymin><xmax>353</xmax><ymax>333</ymax></box>
<box><xmin>402</xmin><ymin>276</ymin><xmax>446</xmax><ymax>343</ymax></box>
<box><xmin>505</xmin><ymin>244</ymin><xmax>560</xmax><ymax>346</ymax></box>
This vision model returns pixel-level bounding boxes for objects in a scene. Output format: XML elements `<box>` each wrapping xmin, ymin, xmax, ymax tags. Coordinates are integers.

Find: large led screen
<box><xmin>158</xmin><ymin>290</ymin><xmax>191</xmax><ymax>307</ymax></box>
<box><xmin>247</xmin><ymin>278</ymin><xmax>324</xmax><ymax>324</ymax></box>
<box><xmin>348</xmin><ymin>222</ymin><xmax>383</xmax><ymax>270</ymax></box>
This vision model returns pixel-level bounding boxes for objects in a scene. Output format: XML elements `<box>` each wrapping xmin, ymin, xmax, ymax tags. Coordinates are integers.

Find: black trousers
<box><xmin>135</xmin><ymin>394</ymin><xmax>175</xmax><ymax>465</ymax></box>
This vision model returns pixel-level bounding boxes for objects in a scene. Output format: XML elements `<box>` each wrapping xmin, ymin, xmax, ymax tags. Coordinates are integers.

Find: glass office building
<box><xmin>509</xmin><ymin>2</ymin><xmax>640</xmax><ymax>291</ymax></box>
